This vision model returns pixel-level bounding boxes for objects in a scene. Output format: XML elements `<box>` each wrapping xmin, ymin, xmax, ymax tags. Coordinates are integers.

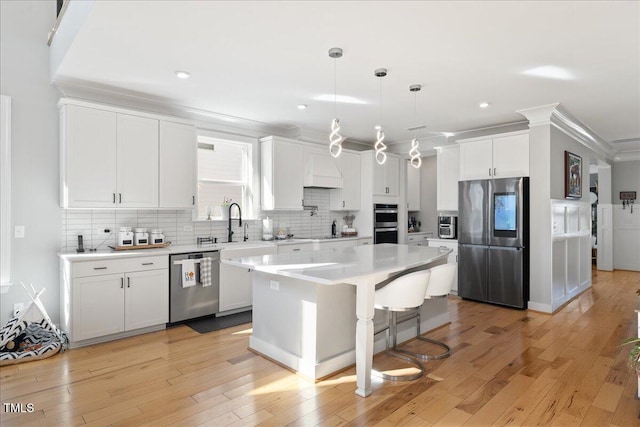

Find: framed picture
<box><xmin>564</xmin><ymin>151</ymin><xmax>582</xmax><ymax>199</ymax></box>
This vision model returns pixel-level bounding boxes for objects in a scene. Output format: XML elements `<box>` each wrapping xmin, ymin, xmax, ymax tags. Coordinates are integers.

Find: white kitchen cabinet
<box><xmin>60</xmin><ymin>104</ymin><xmax>117</xmax><ymax>208</ymax></box>
<box><xmin>407</xmin><ymin>160</ymin><xmax>421</xmax><ymax>211</ymax></box>
<box><xmin>219</xmin><ymin>245</ymin><xmax>277</xmax><ymax>313</ymax></box>
<box><xmin>436</xmin><ymin>145</ymin><xmax>460</xmax><ymax>212</ymax></box>
<box><xmin>407</xmin><ymin>233</ymin><xmax>432</xmax><ymax>246</ymax></box>
<box><xmin>61</xmin><ymin>254</ymin><xmax>168</xmax><ymax>346</ymax></box>
<box><xmin>317</xmin><ymin>239</ymin><xmax>357</xmax><ymax>251</ymax></box>
<box><xmin>159</xmin><ymin>121</ymin><xmax>197</xmax><ymax>208</ymax></box>
<box><xmin>117</xmin><ymin>114</ymin><xmax>159</xmax><ymax>208</ymax></box>
<box><xmin>357</xmin><ymin>237</ymin><xmax>373</xmax><ymax>246</ymax></box>
<box><xmin>372</xmin><ymin>154</ymin><xmax>400</xmax><ymax>196</ymax></box>
<box><xmin>427</xmin><ymin>238</ymin><xmax>458</xmax><ymax>295</ymax></box>
<box><xmin>277</xmin><ymin>242</ymin><xmax>313</xmax><ymax>254</ymax></box>
<box><xmin>261</xmin><ymin>137</ymin><xmax>304</xmax><ymax>210</ymax></box>
<box><xmin>330</xmin><ymin>151</ymin><xmax>361</xmax><ymax>211</ymax></box>
<box><xmin>59</xmin><ymin>100</ymin><xmax>197</xmax><ymax>209</ymax></box>
<box><xmin>458</xmin><ymin>132</ymin><xmax>529</xmax><ymax>181</ymax></box>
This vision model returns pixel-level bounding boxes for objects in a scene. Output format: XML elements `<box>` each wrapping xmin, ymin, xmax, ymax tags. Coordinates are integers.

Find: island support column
<box><xmin>355</xmin><ymin>277</ymin><xmax>376</xmax><ymax>397</ymax></box>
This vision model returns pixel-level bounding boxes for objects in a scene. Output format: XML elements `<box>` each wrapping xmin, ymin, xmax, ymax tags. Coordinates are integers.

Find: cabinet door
<box><xmin>117</xmin><ymin>114</ymin><xmax>159</xmax><ymax>208</ymax></box>
<box><xmin>63</xmin><ymin>105</ymin><xmax>117</xmax><ymax>207</ymax></box>
<box><xmin>385</xmin><ymin>156</ymin><xmax>400</xmax><ymax>196</ymax></box>
<box><xmin>73</xmin><ymin>274</ymin><xmax>124</xmax><ymax>341</ymax></box>
<box><xmin>372</xmin><ymin>160</ymin><xmax>387</xmax><ymax>195</ymax></box>
<box><xmin>159</xmin><ymin>121</ymin><xmax>197</xmax><ymax>208</ymax></box>
<box><xmin>219</xmin><ymin>264</ymin><xmax>252</xmax><ymax>312</ymax></box>
<box><xmin>437</xmin><ymin>145</ymin><xmax>460</xmax><ymax>211</ymax></box>
<box><xmin>272</xmin><ymin>141</ymin><xmax>304</xmax><ymax>210</ymax></box>
<box><xmin>459</xmin><ymin>139</ymin><xmax>492</xmax><ymax>181</ymax></box>
<box><xmin>492</xmin><ymin>133</ymin><xmax>529</xmax><ymax>178</ymax></box>
<box><xmin>330</xmin><ymin>152</ymin><xmax>361</xmax><ymax>210</ymax></box>
<box><xmin>124</xmin><ymin>269</ymin><xmax>168</xmax><ymax>331</ymax></box>
<box><xmin>407</xmin><ymin>161</ymin><xmax>421</xmax><ymax>211</ymax></box>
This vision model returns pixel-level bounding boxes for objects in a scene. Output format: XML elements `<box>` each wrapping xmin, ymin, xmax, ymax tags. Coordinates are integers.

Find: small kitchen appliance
<box><xmin>134</xmin><ymin>228</ymin><xmax>149</xmax><ymax>245</ymax></box>
<box><xmin>118</xmin><ymin>227</ymin><xmax>134</xmax><ymax>246</ymax></box>
<box><xmin>438</xmin><ymin>215</ymin><xmax>457</xmax><ymax>239</ymax></box>
<box><xmin>373</xmin><ymin>204</ymin><xmax>398</xmax><ymax>244</ymax></box>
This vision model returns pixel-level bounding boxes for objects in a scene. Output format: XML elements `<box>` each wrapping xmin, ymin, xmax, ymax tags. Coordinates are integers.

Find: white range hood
<box><xmin>303</xmin><ymin>150</ymin><xmax>343</xmax><ymax>189</ymax></box>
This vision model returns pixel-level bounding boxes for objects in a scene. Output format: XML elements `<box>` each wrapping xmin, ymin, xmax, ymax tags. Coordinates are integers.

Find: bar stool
<box><xmin>373</xmin><ymin>269</ymin><xmax>431</xmax><ymax>381</ymax></box>
<box><xmin>394</xmin><ymin>263</ymin><xmax>456</xmax><ymax>361</ymax></box>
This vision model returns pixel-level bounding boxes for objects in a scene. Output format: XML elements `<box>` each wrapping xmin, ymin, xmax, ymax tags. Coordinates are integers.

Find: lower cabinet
<box><xmin>61</xmin><ymin>255</ymin><xmax>168</xmax><ymax>345</ymax></box>
<box><xmin>427</xmin><ymin>239</ymin><xmax>459</xmax><ymax>295</ymax></box>
<box><xmin>219</xmin><ymin>245</ymin><xmax>277</xmax><ymax>313</ymax></box>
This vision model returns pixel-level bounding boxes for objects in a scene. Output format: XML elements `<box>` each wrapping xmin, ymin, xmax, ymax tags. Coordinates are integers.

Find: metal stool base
<box><xmin>394</xmin><ymin>336</ymin><xmax>451</xmax><ymax>361</ymax></box>
<box><xmin>373</xmin><ymin>350</ymin><xmax>425</xmax><ymax>381</ymax></box>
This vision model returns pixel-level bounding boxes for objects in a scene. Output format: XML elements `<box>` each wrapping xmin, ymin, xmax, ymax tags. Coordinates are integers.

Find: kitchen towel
<box><xmin>200</xmin><ymin>257</ymin><xmax>212</xmax><ymax>287</ymax></box>
<box><xmin>181</xmin><ymin>259</ymin><xmax>196</xmax><ymax>288</ymax></box>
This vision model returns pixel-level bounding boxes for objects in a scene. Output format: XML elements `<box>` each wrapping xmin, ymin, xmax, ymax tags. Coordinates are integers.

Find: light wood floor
<box><xmin>1</xmin><ymin>269</ymin><xmax>639</xmax><ymax>426</ymax></box>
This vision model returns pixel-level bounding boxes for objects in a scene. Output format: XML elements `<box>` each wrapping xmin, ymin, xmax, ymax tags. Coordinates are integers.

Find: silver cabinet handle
<box><xmin>494</xmin><ymin>167</ymin><xmax>496</xmax><ymax>176</ymax></box>
<box><xmin>343</xmin><ymin>200</ymin><xmax>345</xmax><ymax>208</ymax></box>
<box><xmin>489</xmin><ymin>167</ymin><xmax>491</xmax><ymax>176</ymax></box>
<box><xmin>292</xmin><ymin>248</ymin><xmax>301</xmax><ymax>251</ymax></box>
<box><xmin>120</xmin><ymin>277</ymin><xmax>124</xmax><ymax>288</ymax></box>
<box><xmin>119</xmin><ymin>193</ymin><xmax>122</xmax><ymax>203</ymax></box>
<box><xmin>141</xmin><ymin>262</ymin><xmax>154</xmax><ymax>265</ymax></box>
<box><xmin>112</xmin><ymin>193</ymin><xmax>116</xmax><ymax>203</ymax></box>
<box><xmin>192</xmin><ymin>195</ymin><xmax>195</xmax><ymax>205</ymax></box>
<box><xmin>127</xmin><ymin>277</ymin><xmax>130</xmax><ymax>288</ymax></box>
<box><xmin>93</xmin><ymin>267</ymin><xmax>107</xmax><ymax>270</ymax></box>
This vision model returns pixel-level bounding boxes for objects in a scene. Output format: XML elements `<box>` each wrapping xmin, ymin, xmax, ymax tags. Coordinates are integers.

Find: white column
<box><xmin>354</xmin><ymin>276</ymin><xmax>376</xmax><ymax>397</ymax></box>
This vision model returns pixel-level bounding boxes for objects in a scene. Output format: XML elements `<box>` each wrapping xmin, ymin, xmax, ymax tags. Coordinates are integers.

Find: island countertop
<box><xmin>221</xmin><ymin>243</ymin><xmax>452</xmax><ymax>286</ymax></box>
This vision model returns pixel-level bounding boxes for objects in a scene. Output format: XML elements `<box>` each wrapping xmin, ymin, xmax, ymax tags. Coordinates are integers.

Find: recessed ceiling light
<box><xmin>374</xmin><ymin>125</ymin><xmax>382</xmax><ymax>131</ymax></box>
<box><xmin>175</xmin><ymin>70</ymin><xmax>191</xmax><ymax>79</ymax></box>
<box><xmin>297</xmin><ymin>104</ymin><xmax>308</xmax><ymax>110</ymax></box>
<box><xmin>479</xmin><ymin>102</ymin><xmax>490</xmax><ymax>109</ymax></box>
<box><xmin>443</xmin><ymin>132</ymin><xmax>455</xmax><ymax>137</ymax></box>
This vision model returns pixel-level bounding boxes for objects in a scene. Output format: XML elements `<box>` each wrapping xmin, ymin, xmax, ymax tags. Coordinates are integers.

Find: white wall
<box><xmin>612</xmin><ymin>160</ymin><xmax>640</xmax><ymax>271</ymax></box>
<box><xmin>550</xmin><ymin>128</ymin><xmax>591</xmax><ymax>201</ymax></box>
<box><xmin>419</xmin><ymin>155</ymin><xmax>437</xmax><ymax>235</ymax></box>
<box><xmin>0</xmin><ymin>1</ymin><xmax>62</xmax><ymax>324</ymax></box>
<box><xmin>612</xmin><ymin>160</ymin><xmax>640</xmax><ymax>202</ymax></box>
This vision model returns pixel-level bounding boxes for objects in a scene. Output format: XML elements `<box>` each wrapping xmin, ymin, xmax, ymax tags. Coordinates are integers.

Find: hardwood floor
<box><xmin>1</xmin><ymin>269</ymin><xmax>639</xmax><ymax>426</ymax></box>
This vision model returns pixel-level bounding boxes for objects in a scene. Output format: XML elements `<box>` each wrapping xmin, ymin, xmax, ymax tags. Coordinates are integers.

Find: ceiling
<box><xmin>51</xmin><ymin>1</ymin><xmax>640</xmax><ymax>158</ymax></box>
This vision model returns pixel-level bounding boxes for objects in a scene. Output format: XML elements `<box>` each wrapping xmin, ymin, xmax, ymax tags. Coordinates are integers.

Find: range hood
<box><xmin>303</xmin><ymin>151</ymin><xmax>343</xmax><ymax>188</ymax></box>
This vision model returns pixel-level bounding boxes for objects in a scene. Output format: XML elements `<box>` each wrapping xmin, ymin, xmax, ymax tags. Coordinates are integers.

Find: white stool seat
<box><xmin>395</xmin><ymin>263</ymin><xmax>456</xmax><ymax>361</ymax></box>
<box><xmin>373</xmin><ymin>269</ymin><xmax>431</xmax><ymax>381</ymax></box>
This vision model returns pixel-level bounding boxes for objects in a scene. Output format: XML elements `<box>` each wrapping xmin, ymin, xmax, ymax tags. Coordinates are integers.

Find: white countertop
<box><xmin>222</xmin><ymin>243</ymin><xmax>451</xmax><ymax>285</ymax></box>
<box><xmin>59</xmin><ymin>235</ymin><xmax>374</xmax><ymax>261</ymax></box>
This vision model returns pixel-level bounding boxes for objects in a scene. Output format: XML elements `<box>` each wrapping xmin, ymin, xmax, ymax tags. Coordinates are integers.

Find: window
<box><xmin>196</xmin><ymin>136</ymin><xmax>254</xmax><ymax>220</ymax></box>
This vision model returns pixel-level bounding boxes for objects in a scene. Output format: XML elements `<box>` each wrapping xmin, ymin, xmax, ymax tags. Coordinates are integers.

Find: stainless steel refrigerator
<box><xmin>458</xmin><ymin>177</ymin><xmax>529</xmax><ymax>309</ymax></box>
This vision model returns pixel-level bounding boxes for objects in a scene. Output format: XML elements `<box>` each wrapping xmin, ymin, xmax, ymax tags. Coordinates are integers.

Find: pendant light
<box><xmin>374</xmin><ymin>68</ymin><xmax>388</xmax><ymax>165</ymax></box>
<box><xmin>409</xmin><ymin>84</ymin><xmax>422</xmax><ymax>168</ymax></box>
<box><xmin>328</xmin><ymin>47</ymin><xmax>343</xmax><ymax>158</ymax></box>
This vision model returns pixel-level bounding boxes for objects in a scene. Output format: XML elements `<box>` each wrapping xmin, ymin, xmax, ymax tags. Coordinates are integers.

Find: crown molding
<box><xmin>516</xmin><ymin>103</ymin><xmax>560</xmax><ymax>126</ymax></box>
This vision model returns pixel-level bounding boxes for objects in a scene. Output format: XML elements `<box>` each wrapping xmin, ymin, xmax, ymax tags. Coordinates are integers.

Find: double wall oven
<box><xmin>374</xmin><ymin>203</ymin><xmax>398</xmax><ymax>244</ymax></box>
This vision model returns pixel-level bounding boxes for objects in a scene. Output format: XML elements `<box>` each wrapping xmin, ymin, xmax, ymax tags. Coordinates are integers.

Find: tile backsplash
<box><xmin>60</xmin><ymin>188</ymin><xmax>357</xmax><ymax>252</ymax></box>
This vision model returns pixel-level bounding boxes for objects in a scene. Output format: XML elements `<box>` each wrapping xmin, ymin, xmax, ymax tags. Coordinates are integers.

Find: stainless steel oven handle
<box><xmin>374</xmin><ymin>209</ymin><xmax>398</xmax><ymax>214</ymax></box>
<box><xmin>375</xmin><ymin>227</ymin><xmax>398</xmax><ymax>232</ymax></box>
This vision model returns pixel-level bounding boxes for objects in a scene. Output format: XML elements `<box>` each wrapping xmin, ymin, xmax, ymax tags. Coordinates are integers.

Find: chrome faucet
<box><xmin>228</xmin><ymin>203</ymin><xmax>242</xmax><ymax>242</ymax></box>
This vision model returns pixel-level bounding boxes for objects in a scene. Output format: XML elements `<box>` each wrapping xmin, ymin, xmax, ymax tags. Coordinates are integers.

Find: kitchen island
<box><xmin>222</xmin><ymin>243</ymin><xmax>451</xmax><ymax>397</ymax></box>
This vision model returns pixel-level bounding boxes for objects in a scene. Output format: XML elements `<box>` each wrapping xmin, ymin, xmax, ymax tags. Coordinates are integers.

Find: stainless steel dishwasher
<box><xmin>169</xmin><ymin>250</ymin><xmax>220</xmax><ymax>323</ymax></box>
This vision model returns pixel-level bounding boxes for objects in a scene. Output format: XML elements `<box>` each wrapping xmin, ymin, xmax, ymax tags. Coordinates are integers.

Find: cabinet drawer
<box><xmin>278</xmin><ymin>243</ymin><xmax>312</xmax><ymax>254</ymax></box>
<box><xmin>73</xmin><ymin>255</ymin><xmax>168</xmax><ymax>278</ymax></box>
<box><xmin>407</xmin><ymin>234</ymin><xmax>430</xmax><ymax>243</ymax></box>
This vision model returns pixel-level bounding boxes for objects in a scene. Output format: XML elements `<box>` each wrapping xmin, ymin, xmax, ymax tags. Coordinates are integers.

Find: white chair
<box><xmin>395</xmin><ymin>263</ymin><xmax>456</xmax><ymax>361</ymax></box>
<box><xmin>373</xmin><ymin>269</ymin><xmax>431</xmax><ymax>381</ymax></box>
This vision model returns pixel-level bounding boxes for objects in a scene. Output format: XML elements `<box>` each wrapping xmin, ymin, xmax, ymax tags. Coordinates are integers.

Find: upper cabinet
<box><xmin>260</xmin><ymin>136</ymin><xmax>304</xmax><ymax>210</ymax></box>
<box><xmin>371</xmin><ymin>153</ymin><xmax>399</xmax><ymax>196</ymax></box>
<box><xmin>407</xmin><ymin>161</ymin><xmax>421</xmax><ymax>211</ymax></box>
<box><xmin>117</xmin><ymin>114</ymin><xmax>158</xmax><ymax>208</ymax></box>
<box><xmin>59</xmin><ymin>100</ymin><xmax>197</xmax><ymax>209</ymax></box>
<box><xmin>330</xmin><ymin>151</ymin><xmax>361</xmax><ymax>211</ymax></box>
<box><xmin>458</xmin><ymin>131</ymin><xmax>529</xmax><ymax>181</ymax></box>
<box><xmin>159</xmin><ymin>121</ymin><xmax>197</xmax><ymax>208</ymax></box>
<box><xmin>60</xmin><ymin>104</ymin><xmax>118</xmax><ymax>208</ymax></box>
<box><xmin>437</xmin><ymin>145</ymin><xmax>460</xmax><ymax>212</ymax></box>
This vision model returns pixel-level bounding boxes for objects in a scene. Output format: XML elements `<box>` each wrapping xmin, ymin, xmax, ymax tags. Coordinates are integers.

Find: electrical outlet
<box><xmin>270</xmin><ymin>280</ymin><xmax>279</xmax><ymax>291</ymax></box>
<box><xmin>95</xmin><ymin>228</ymin><xmax>111</xmax><ymax>234</ymax></box>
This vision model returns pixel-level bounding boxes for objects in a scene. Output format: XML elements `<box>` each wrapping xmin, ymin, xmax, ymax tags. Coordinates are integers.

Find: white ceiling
<box><xmin>52</xmin><ymin>1</ymin><xmax>640</xmax><ymax>157</ymax></box>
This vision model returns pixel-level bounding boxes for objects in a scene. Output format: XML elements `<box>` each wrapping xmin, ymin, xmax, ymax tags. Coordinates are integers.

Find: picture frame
<box><xmin>564</xmin><ymin>151</ymin><xmax>582</xmax><ymax>199</ymax></box>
